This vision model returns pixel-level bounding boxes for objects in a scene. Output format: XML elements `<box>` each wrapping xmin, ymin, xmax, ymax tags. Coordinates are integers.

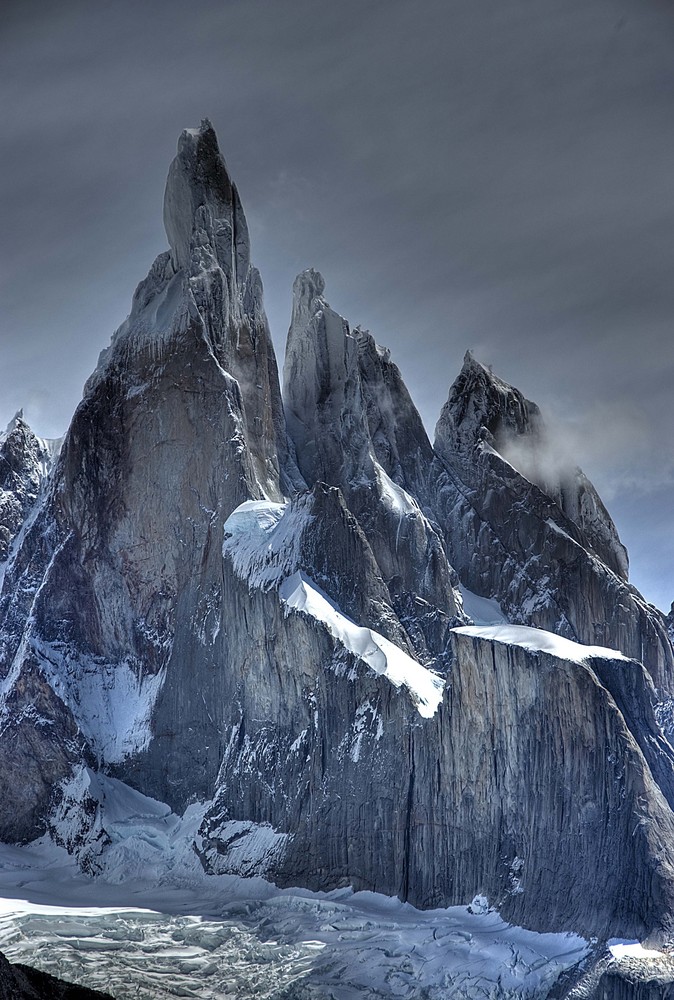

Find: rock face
<box><xmin>592</xmin><ymin>970</ymin><xmax>674</xmax><ymax>1000</ymax></box>
<box><xmin>0</xmin><ymin>951</ymin><xmax>113</xmax><ymax>1000</ymax></box>
<box><xmin>0</xmin><ymin>412</ymin><xmax>58</xmax><ymax>563</ymax></box>
<box><xmin>0</xmin><ymin>119</ymin><xmax>295</xmax><ymax>834</ymax></box>
<box><xmin>203</xmin><ymin>605</ymin><xmax>674</xmax><ymax>940</ymax></box>
<box><xmin>284</xmin><ymin>269</ymin><xmax>463</xmax><ymax>663</ymax></box>
<box><xmin>1</xmin><ymin>121</ymin><xmax>674</xmax><ymax>952</ymax></box>
<box><xmin>432</xmin><ymin>352</ymin><xmax>673</xmax><ymax>695</ymax></box>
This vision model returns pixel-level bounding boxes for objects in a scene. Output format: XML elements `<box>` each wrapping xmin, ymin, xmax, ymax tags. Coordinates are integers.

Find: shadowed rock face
<box><xmin>592</xmin><ymin>971</ymin><xmax>674</xmax><ymax>1000</ymax></box>
<box><xmin>0</xmin><ymin>951</ymin><xmax>113</xmax><ymax>999</ymax></box>
<box><xmin>432</xmin><ymin>352</ymin><xmax>673</xmax><ymax>695</ymax></box>
<box><xmin>284</xmin><ymin>269</ymin><xmax>463</xmax><ymax>662</ymax></box>
<box><xmin>447</xmin><ymin>632</ymin><xmax>674</xmax><ymax>942</ymax></box>
<box><xmin>434</xmin><ymin>351</ymin><xmax>628</xmax><ymax>579</ymax></box>
<box><xmin>0</xmin><ymin>120</ymin><xmax>296</xmax><ymax>832</ymax></box>
<box><xmin>0</xmin><ymin>122</ymin><xmax>673</xmax><ymax>950</ymax></box>
<box><xmin>202</xmin><ymin>617</ymin><xmax>674</xmax><ymax>941</ymax></box>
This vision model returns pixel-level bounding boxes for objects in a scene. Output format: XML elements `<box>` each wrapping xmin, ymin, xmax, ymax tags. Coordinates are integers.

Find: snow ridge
<box><xmin>280</xmin><ymin>571</ymin><xmax>444</xmax><ymax>718</ymax></box>
<box><xmin>453</xmin><ymin>624</ymin><xmax>631</xmax><ymax>664</ymax></box>
<box><xmin>223</xmin><ymin>499</ymin><xmax>444</xmax><ymax>717</ymax></box>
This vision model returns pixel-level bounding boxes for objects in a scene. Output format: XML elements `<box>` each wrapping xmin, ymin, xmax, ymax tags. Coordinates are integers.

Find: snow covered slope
<box><xmin>0</xmin><ymin>777</ymin><xmax>592</xmax><ymax>1000</ymax></box>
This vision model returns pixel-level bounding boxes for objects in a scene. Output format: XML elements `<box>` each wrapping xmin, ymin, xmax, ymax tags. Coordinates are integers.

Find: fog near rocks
<box><xmin>1</xmin><ymin>0</ymin><xmax>673</xmax><ymax>608</ymax></box>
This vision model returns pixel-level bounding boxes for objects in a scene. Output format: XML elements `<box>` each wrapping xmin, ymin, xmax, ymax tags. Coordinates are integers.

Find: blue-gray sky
<box><xmin>1</xmin><ymin>0</ymin><xmax>673</xmax><ymax>610</ymax></box>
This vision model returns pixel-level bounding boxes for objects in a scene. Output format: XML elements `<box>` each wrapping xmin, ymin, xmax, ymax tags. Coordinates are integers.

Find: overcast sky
<box><xmin>2</xmin><ymin>0</ymin><xmax>674</xmax><ymax>610</ymax></box>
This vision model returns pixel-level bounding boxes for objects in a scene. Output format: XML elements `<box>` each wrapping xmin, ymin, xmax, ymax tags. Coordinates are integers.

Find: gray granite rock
<box><xmin>432</xmin><ymin>352</ymin><xmax>673</xmax><ymax>695</ymax></box>
<box><xmin>0</xmin><ymin>120</ymin><xmax>295</xmax><ymax>835</ymax></box>
<box><xmin>0</xmin><ymin>412</ymin><xmax>58</xmax><ymax>563</ymax></box>
<box><xmin>201</xmin><ymin>619</ymin><xmax>674</xmax><ymax>941</ymax></box>
<box><xmin>284</xmin><ymin>269</ymin><xmax>463</xmax><ymax>663</ymax></box>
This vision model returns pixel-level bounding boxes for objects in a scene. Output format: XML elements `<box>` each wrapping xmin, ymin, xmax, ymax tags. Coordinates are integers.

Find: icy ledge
<box><xmin>280</xmin><ymin>571</ymin><xmax>444</xmax><ymax>718</ymax></box>
<box><xmin>452</xmin><ymin>624</ymin><xmax>631</xmax><ymax>664</ymax></box>
<box><xmin>222</xmin><ymin>499</ymin><xmax>444</xmax><ymax>717</ymax></box>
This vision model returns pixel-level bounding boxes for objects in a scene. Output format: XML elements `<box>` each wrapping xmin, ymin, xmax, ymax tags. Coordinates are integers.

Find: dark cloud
<box><xmin>1</xmin><ymin>0</ymin><xmax>673</xmax><ymax>608</ymax></box>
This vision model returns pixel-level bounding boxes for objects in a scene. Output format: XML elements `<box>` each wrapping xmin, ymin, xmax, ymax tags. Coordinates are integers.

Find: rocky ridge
<box><xmin>0</xmin><ymin>120</ymin><xmax>673</xmax><ymax>973</ymax></box>
<box><xmin>432</xmin><ymin>352</ymin><xmax>673</xmax><ymax>694</ymax></box>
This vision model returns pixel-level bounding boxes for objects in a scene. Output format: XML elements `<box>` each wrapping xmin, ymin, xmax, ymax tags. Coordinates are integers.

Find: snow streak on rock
<box><xmin>280</xmin><ymin>571</ymin><xmax>444</xmax><ymax>718</ymax></box>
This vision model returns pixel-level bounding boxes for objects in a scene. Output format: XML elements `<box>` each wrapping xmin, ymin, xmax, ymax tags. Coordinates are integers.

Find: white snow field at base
<box><xmin>0</xmin><ymin>773</ymin><xmax>591</xmax><ymax>999</ymax></box>
<box><xmin>280</xmin><ymin>571</ymin><xmax>444</xmax><ymax>718</ymax></box>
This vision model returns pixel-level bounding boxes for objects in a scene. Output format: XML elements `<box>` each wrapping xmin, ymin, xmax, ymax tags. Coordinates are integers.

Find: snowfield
<box><xmin>0</xmin><ymin>773</ymin><xmax>590</xmax><ymax>999</ymax></box>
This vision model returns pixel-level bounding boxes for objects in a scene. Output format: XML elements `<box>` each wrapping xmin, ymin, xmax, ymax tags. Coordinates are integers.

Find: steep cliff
<box><xmin>0</xmin><ymin>119</ymin><xmax>296</xmax><ymax>835</ymax></box>
<box><xmin>0</xmin><ymin>412</ymin><xmax>58</xmax><ymax>564</ymax></box>
<box><xmin>198</xmin><ymin>590</ymin><xmax>674</xmax><ymax>939</ymax></box>
<box><xmin>284</xmin><ymin>268</ymin><xmax>463</xmax><ymax>663</ymax></box>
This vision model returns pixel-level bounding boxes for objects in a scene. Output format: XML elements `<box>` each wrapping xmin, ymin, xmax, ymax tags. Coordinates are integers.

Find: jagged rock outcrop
<box><xmin>284</xmin><ymin>268</ymin><xmax>463</xmax><ymax>663</ymax></box>
<box><xmin>432</xmin><ymin>352</ymin><xmax>674</xmax><ymax>695</ymax></box>
<box><xmin>0</xmin><ymin>412</ymin><xmax>58</xmax><ymax>563</ymax></box>
<box><xmin>0</xmin><ymin>121</ymin><xmax>673</xmax><ymax>955</ymax></box>
<box><xmin>437</xmin><ymin>353</ymin><xmax>628</xmax><ymax>578</ymax></box>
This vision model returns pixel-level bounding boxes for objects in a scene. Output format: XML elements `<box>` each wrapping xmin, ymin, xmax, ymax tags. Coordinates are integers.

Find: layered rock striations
<box><xmin>0</xmin><ymin>122</ymin><xmax>673</xmax><ymax>957</ymax></box>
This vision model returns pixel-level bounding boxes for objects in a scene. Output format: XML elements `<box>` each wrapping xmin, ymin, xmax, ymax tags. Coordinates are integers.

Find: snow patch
<box><xmin>608</xmin><ymin>939</ymin><xmax>664</xmax><ymax>960</ymax></box>
<box><xmin>280</xmin><ymin>571</ymin><xmax>444</xmax><ymax>718</ymax></box>
<box><xmin>34</xmin><ymin>639</ymin><xmax>167</xmax><ymax>764</ymax></box>
<box><xmin>222</xmin><ymin>498</ymin><xmax>312</xmax><ymax>590</ymax></box>
<box><xmin>458</xmin><ymin>585</ymin><xmax>507</xmax><ymax>626</ymax></box>
<box><xmin>350</xmin><ymin>701</ymin><xmax>380</xmax><ymax>762</ymax></box>
<box><xmin>374</xmin><ymin>462</ymin><xmax>419</xmax><ymax>517</ymax></box>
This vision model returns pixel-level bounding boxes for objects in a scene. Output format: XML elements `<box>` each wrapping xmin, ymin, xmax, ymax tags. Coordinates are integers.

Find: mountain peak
<box><xmin>291</xmin><ymin>268</ymin><xmax>327</xmax><ymax>323</ymax></box>
<box><xmin>163</xmin><ymin>119</ymin><xmax>250</xmax><ymax>276</ymax></box>
<box><xmin>4</xmin><ymin>409</ymin><xmax>26</xmax><ymax>435</ymax></box>
<box><xmin>436</xmin><ymin>355</ymin><xmax>542</xmax><ymax>464</ymax></box>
